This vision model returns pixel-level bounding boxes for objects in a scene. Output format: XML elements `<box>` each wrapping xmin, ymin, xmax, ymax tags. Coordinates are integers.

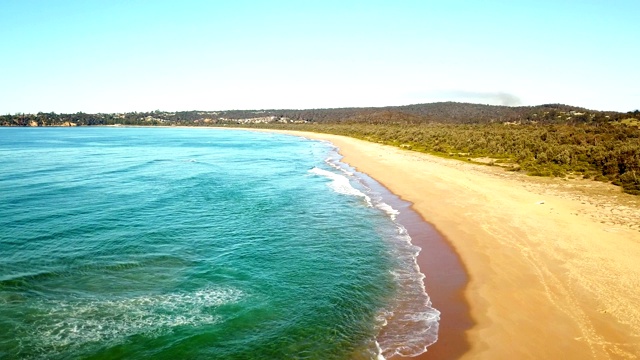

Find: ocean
<box><xmin>0</xmin><ymin>127</ymin><xmax>439</xmax><ymax>359</ymax></box>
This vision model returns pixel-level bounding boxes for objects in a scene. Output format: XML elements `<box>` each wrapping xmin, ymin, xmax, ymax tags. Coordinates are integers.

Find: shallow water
<box><xmin>0</xmin><ymin>127</ymin><xmax>438</xmax><ymax>359</ymax></box>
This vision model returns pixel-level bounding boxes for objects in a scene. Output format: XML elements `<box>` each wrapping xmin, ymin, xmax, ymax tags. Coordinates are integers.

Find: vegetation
<box><xmin>264</xmin><ymin>122</ymin><xmax>640</xmax><ymax>195</ymax></box>
<box><xmin>2</xmin><ymin>103</ymin><xmax>640</xmax><ymax>195</ymax></box>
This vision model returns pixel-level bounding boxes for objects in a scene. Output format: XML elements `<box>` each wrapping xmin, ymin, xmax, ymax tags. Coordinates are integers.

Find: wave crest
<box><xmin>309</xmin><ymin>167</ymin><xmax>372</xmax><ymax>206</ymax></box>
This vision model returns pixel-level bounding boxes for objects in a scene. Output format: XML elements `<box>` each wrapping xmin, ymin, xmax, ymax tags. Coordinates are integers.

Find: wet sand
<box><xmin>351</xmin><ymin>169</ymin><xmax>472</xmax><ymax>360</ymax></box>
<box><xmin>264</xmin><ymin>130</ymin><xmax>640</xmax><ymax>359</ymax></box>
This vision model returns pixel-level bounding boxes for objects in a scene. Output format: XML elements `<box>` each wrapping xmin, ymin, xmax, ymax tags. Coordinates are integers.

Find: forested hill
<box><xmin>2</xmin><ymin>102</ymin><xmax>639</xmax><ymax>127</ymax></box>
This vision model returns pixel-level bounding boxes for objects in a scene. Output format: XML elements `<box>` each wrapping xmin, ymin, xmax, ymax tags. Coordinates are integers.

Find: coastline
<box><xmin>257</xmin><ymin>129</ymin><xmax>640</xmax><ymax>359</ymax></box>
<box><xmin>349</xmin><ymin>167</ymin><xmax>472</xmax><ymax>359</ymax></box>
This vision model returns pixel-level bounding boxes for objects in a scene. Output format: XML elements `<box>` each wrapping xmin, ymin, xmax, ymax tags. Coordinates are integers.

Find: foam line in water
<box><xmin>324</xmin><ymin>156</ymin><xmax>401</xmax><ymax>221</ymax></box>
<box><xmin>325</xmin><ymin>157</ymin><xmax>355</xmax><ymax>176</ymax></box>
<box><xmin>19</xmin><ymin>287</ymin><xmax>243</xmax><ymax>355</ymax></box>
<box><xmin>309</xmin><ymin>167</ymin><xmax>372</xmax><ymax>206</ymax></box>
<box><xmin>376</xmin><ymin>202</ymin><xmax>400</xmax><ymax>221</ymax></box>
<box><xmin>322</xmin><ymin>153</ymin><xmax>441</xmax><ymax>357</ymax></box>
<box><xmin>376</xmin><ymin>225</ymin><xmax>441</xmax><ymax>358</ymax></box>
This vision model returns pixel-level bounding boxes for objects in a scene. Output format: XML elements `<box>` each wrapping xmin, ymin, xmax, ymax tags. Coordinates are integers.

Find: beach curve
<box><xmin>257</xmin><ymin>129</ymin><xmax>640</xmax><ymax>360</ymax></box>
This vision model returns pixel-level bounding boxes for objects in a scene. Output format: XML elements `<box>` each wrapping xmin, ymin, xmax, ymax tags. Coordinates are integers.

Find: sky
<box><xmin>1</xmin><ymin>0</ymin><xmax>639</xmax><ymax>114</ymax></box>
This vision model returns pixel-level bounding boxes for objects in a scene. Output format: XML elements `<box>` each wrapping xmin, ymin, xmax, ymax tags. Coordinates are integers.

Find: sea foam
<box><xmin>376</xmin><ymin>224</ymin><xmax>440</xmax><ymax>358</ymax></box>
<box><xmin>309</xmin><ymin>167</ymin><xmax>372</xmax><ymax>206</ymax></box>
<box><xmin>321</xmin><ymin>155</ymin><xmax>440</xmax><ymax>357</ymax></box>
<box><xmin>20</xmin><ymin>287</ymin><xmax>243</xmax><ymax>355</ymax></box>
<box><xmin>324</xmin><ymin>157</ymin><xmax>400</xmax><ymax>221</ymax></box>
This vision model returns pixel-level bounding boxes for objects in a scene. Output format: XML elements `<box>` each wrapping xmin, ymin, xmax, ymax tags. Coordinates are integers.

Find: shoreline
<box><xmin>349</xmin><ymin>168</ymin><xmax>472</xmax><ymax>359</ymax></box>
<box><xmin>257</xmin><ymin>129</ymin><xmax>640</xmax><ymax>359</ymax></box>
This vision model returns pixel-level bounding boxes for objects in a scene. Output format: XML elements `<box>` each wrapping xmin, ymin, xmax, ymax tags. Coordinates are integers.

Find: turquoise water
<box><xmin>0</xmin><ymin>127</ymin><xmax>439</xmax><ymax>359</ymax></box>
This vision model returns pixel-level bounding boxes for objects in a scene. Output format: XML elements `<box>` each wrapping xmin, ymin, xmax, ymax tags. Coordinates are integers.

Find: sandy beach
<box><xmin>265</xmin><ymin>129</ymin><xmax>640</xmax><ymax>359</ymax></box>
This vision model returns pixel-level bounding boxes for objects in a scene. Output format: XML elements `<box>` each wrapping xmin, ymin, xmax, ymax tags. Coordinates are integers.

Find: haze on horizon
<box><xmin>1</xmin><ymin>0</ymin><xmax>638</xmax><ymax>114</ymax></box>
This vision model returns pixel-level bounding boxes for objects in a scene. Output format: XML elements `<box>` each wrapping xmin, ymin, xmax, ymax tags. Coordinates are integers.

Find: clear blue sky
<box><xmin>1</xmin><ymin>0</ymin><xmax>638</xmax><ymax>114</ymax></box>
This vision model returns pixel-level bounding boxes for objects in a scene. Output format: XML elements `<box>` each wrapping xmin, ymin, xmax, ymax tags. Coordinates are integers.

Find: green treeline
<box><xmin>248</xmin><ymin>122</ymin><xmax>640</xmax><ymax>195</ymax></box>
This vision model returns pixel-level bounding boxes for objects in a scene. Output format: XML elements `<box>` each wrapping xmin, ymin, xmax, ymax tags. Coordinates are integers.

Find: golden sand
<box><xmin>266</xmin><ymin>130</ymin><xmax>640</xmax><ymax>359</ymax></box>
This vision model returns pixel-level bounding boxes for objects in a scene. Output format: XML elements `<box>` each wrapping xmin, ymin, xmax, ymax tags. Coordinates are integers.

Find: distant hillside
<box><xmin>197</xmin><ymin>102</ymin><xmax>618</xmax><ymax>124</ymax></box>
<box><xmin>1</xmin><ymin>102</ymin><xmax>638</xmax><ymax>127</ymax></box>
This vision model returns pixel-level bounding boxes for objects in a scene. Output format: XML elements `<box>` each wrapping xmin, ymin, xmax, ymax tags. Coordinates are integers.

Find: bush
<box><xmin>620</xmin><ymin>171</ymin><xmax>640</xmax><ymax>194</ymax></box>
<box><xmin>528</xmin><ymin>167</ymin><xmax>553</xmax><ymax>177</ymax></box>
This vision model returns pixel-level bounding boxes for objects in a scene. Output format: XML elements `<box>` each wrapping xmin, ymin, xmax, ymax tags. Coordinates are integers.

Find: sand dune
<box><xmin>270</xmin><ymin>130</ymin><xmax>640</xmax><ymax>359</ymax></box>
